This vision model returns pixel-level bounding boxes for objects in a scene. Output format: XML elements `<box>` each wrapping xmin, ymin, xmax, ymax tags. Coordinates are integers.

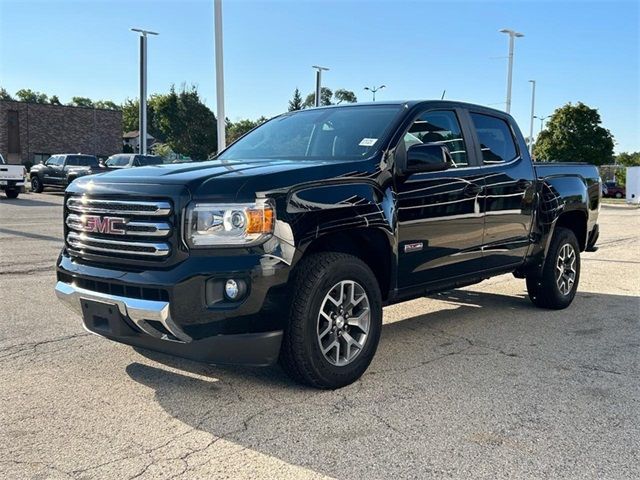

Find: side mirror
<box><xmin>406</xmin><ymin>143</ymin><xmax>451</xmax><ymax>173</ymax></box>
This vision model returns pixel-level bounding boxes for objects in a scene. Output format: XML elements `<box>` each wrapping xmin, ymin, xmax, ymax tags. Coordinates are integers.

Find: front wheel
<box><xmin>5</xmin><ymin>189</ymin><xmax>19</xmax><ymax>199</ymax></box>
<box><xmin>526</xmin><ymin>227</ymin><xmax>580</xmax><ymax>309</ymax></box>
<box><xmin>280</xmin><ymin>252</ymin><xmax>382</xmax><ymax>389</ymax></box>
<box><xmin>615</xmin><ymin>192</ymin><xmax>623</xmax><ymax>199</ymax></box>
<box><xmin>31</xmin><ymin>176</ymin><xmax>44</xmax><ymax>193</ymax></box>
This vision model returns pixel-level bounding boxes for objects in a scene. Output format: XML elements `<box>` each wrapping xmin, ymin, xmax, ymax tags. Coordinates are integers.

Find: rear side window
<box><xmin>137</xmin><ymin>156</ymin><xmax>164</xmax><ymax>166</ymax></box>
<box><xmin>68</xmin><ymin>155</ymin><xmax>98</xmax><ymax>167</ymax></box>
<box><xmin>470</xmin><ymin>113</ymin><xmax>518</xmax><ymax>164</ymax></box>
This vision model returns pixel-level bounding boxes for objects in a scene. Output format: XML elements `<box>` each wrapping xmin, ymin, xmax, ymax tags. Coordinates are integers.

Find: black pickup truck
<box><xmin>55</xmin><ymin>101</ymin><xmax>600</xmax><ymax>388</ymax></box>
<box><xmin>30</xmin><ymin>154</ymin><xmax>103</xmax><ymax>192</ymax></box>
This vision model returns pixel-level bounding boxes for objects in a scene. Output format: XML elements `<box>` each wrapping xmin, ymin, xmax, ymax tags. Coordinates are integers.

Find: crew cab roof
<box><xmin>307</xmin><ymin>100</ymin><xmax>510</xmax><ymax>117</ymax></box>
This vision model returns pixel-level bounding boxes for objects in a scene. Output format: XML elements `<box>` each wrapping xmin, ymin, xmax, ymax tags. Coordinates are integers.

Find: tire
<box><xmin>280</xmin><ymin>252</ymin><xmax>383</xmax><ymax>389</ymax></box>
<box><xmin>31</xmin><ymin>176</ymin><xmax>44</xmax><ymax>193</ymax></box>
<box><xmin>5</xmin><ymin>189</ymin><xmax>19</xmax><ymax>199</ymax></box>
<box><xmin>615</xmin><ymin>192</ymin><xmax>623</xmax><ymax>199</ymax></box>
<box><xmin>526</xmin><ymin>227</ymin><xmax>580</xmax><ymax>309</ymax></box>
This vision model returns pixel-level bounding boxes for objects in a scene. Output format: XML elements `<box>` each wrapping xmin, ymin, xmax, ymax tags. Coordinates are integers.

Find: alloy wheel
<box><xmin>556</xmin><ymin>243</ymin><xmax>577</xmax><ymax>295</ymax></box>
<box><xmin>317</xmin><ymin>280</ymin><xmax>370</xmax><ymax>366</ymax></box>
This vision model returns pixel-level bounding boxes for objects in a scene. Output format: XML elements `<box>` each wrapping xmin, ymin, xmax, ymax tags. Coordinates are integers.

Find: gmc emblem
<box><xmin>84</xmin><ymin>215</ymin><xmax>126</xmax><ymax>235</ymax></box>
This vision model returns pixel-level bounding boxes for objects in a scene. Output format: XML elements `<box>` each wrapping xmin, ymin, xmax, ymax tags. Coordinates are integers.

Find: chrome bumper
<box><xmin>55</xmin><ymin>281</ymin><xmax>192</xmax><ymax>343</ymax></box>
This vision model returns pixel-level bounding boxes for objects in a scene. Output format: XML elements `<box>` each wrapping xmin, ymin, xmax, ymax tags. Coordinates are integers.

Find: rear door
<box><xmin>468</xmin><ymin>111</ymin><xmax>536</xmax><ymax>269</ymax></box>
<box><xmin>395</xmin><ymin>108</ymin><xmax>486</xmax><ymax>289</ymax></box>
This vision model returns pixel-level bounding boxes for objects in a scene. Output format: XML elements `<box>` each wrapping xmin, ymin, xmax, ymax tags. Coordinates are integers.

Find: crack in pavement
<box><xmin>0</xmin><ymin>265</ymin><xmax>53</xmax><ymax>276</ymax></box>
<box><xmin>0</xmin><ymin>333</ymin><xmax>90</xmax><ymax>362</ymax></box>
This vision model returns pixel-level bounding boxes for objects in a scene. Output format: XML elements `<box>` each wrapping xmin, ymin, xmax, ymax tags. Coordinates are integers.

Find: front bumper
<box><xmin>55</xmin><ymin>280</ymin><xmax>283</xmax><ymax>366</ymax></box>
<box><xmin>55</xmin><ymin>246</ymin><xmax>291</xmax><ymax>366</ymax></box>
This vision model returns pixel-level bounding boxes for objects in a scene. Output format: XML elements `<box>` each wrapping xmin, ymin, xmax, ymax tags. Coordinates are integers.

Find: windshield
<box><xmin>106</xmin><ymin>155</ymin><xmax>131</xmax><ymax>167</ymax></box>
<box><xmin>218</xmin><ymin>105</ymin><xmax>402</xmax><ymax>161</ymax></box>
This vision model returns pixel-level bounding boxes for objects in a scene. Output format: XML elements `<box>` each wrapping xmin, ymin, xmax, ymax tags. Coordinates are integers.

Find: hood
<box><xmin>75</xmin><ymin>158</ymin><xmax>378</xmax><ymax>201</ymax></box>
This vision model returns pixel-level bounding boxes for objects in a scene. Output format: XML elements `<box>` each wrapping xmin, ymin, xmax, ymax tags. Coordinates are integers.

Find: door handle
<box><xmin>463</xmin><ymin>183</ymin><xmax>483</xmax><ymax>197</ymax></box>
<box><xmin>516</xmin><ymin>179</ymin><xmax>532</xmax><ymax>190</ymax></box>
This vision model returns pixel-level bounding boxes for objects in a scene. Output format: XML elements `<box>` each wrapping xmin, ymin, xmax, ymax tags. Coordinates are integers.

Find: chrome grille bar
<box><xmin>67</xmin><ymin>197</ymin><xmax>172</xmax><ymax>216</ymax></box>
<box><xmin>67</xmin><ymin>232</ymin><xmax>170</xmax><ymax>257</ymax></box>
<box><xmin>66</xmin><ymin>214</ymin><xmax>171</xmax><ymax>238</ymax></box>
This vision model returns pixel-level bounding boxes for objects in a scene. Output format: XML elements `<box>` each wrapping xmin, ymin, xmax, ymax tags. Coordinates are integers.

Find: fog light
<box><xmin>225</xmin><ymin>279</ymin><xmax>240</xmax><ymax>300</ymax></box>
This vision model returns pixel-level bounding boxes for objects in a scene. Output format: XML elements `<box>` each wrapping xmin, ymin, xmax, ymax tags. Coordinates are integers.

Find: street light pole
<box><xmin>131</xmin><ymin>28</ymin><xmax>158</xmax><ymax>155</ymax></box>
<box><xmin>534</xmin><ymin>115</ymin><xmax>548</xmax><ymax>133</ymax></box>
<box><xmin>499</xmin><ymin>28</ymin><xmax>524</xmax><ymax>114</ymax></box>
<box><xmin>312</xmin><ymin>66</ymin><xmax>329</xmax><ymax>107</ymax></box>
<box><xmin>214</xmin><ymin>0</ymin><xmax>226</xmax><ymax>153</ymax></box>
<box><xmin>364</xmin><ymin>85</ymin><xmax>386</xmax><ymax>101</ymax></box>
<box><xmin>528</xmin><ymin>80</ymin><xmax>536</xmax><ymax>153</ymax></box>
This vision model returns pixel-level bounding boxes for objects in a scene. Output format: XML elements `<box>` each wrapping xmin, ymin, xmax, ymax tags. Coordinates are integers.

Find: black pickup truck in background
<box><xmin>30</xmin><ymin>154</ymin><xmax>103</xmax><ymax>192</ymax></box>
<box><xmin>55</xmin><ymin>101</ymin><xmax>600</xmax><ymax>388</ymax></box>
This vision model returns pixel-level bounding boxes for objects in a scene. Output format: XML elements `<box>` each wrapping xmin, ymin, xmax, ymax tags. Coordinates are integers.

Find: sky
<box><xmin>1</xmin><ymin>0</ymin><xmax>638</xmax><ymax>152</ymax></box>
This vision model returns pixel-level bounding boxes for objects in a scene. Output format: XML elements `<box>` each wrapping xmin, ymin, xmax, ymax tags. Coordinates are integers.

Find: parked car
<box><xmin>54</xmin><ymin>101</ymin><xmax>600</xmax><ymax>389</ymax></box>
<box><xmin>103</xmin><ymin>154</ymin><xmax>164</xmax><ymax>169</ymax></box>
<box><xmin>0</xmin><ymin>153</ymin><xmax>27</xmax><ymax>198</ymax></box>
<box><xmin>29</xmin><ymin>154</ymin><xmax>103</xmax><ymax>192</ymax></box>
<box><xmin>603</xmin><ymin>181</ymin><xmax>625</xmax><ymax>198</ymax></box>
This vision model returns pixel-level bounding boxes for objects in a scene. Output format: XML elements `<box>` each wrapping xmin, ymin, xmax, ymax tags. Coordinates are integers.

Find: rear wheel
<box><xmin>615</xmin><ymin>192</ymin><xmax>623</xmax><ymax>199</ymax></box>
<box><xmin>526</xmin><ymin>227</ymin><xmax>580</xmax><ymax>309</ymax></box>
<box><xmin>31</xmin><ymin>176</ymin><xmax>44</xmax><ymax>193</ymax></box>
<box><xmin>280</xmin><ymin>252</ymin><xmax>382</xmax><ymax>389</ymax></box>
<box><xmin>5</xmin><ymin>189</ymin><xmax>19</xmax><ymax>199</ymax></box>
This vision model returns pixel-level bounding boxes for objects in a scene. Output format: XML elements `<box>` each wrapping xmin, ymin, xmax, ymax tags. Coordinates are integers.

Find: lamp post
<box><xmin>534</xmin><ymin>115</ymin><xmax>549</xmax><ymax>133</ymax></box>
<box><xmin>312</xmin><ymin>66</ymin><xmax>329</xmax><ymax>107</ymax></box>
<box><xmin>499</xmin><ymin>28</ymin><xmax>524</xmax><ymax>114</ymax></box>
<box><xmin>364</xmin><ymin>85</ymin><xmax>386</xmax><ymax>101</ymax></box>
<box><xmin>130</xmin><ymin>28</ymin><xmax>158</xmax><ymax>155</ymax></box>
<box><xmin>528</xmin><ymin>80</ymin><xmax>536</xmax><ymax>153</ymax></box>
<box><xmin>214</xmin><ymin>0</ymin><xmax>226</xmax><ymax>152</ymax></box>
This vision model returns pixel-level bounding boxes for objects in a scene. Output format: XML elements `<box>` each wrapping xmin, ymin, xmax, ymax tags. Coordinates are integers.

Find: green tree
<box><xmin>0</xmin><ymin>87</ymin><xmax>13</xmax><ymax>101</ymax></box>
<box><xmin>122</xmin><ymin>98</ymin><xmax>140</xmax><ymax>132</ymax></box>
<box><xmin>533</xmin><ymin>102</ymin><xmax>614</xmax><ymax>166</ymax></box>
<box><xmin>15</xmin><ymin>88</ymin><xmax>48</xmax><ymax>103</ymax></box>
<box><xmin>49</xmin><ymin>95</ymin><xmax>62</xmax><ymax>105</ymax></box>
<box><xmin>334</xmin><ymin>88</ymin><xmax>357</xmax><ymax>104</ymax></box>
<box><xmin>226</xmin><ymin>117</ymin><xmax>268</xmax><ymax>144</ymax></box>
<box><xmin>122</xmin><ymin>85</ymin><xmax>217</xmax><ymax>158</ymax></box>
<box><xmin>288</xmin><ymin>88</ymin><xmax>303</xmax><ymax>111</ymax></box>
<box><xmin>303</xmin><ymin>87</ymin><xmax>333</xmax><ymax>107</ymax></box>
<box><xmin>302</xmin><ymin>87</ymin><xmax>358</xmax><ymax>107</ymax></box>
<box><xmin>95</xmin><ymin>100</ymin><xmax>121</xmax><ymax>110</ymax></box>
<box><xmin>69</xmin><ymin>96</ymin><xmax>94</xmax><ymax>108</ymax></box>
<box><xmin>614</xmin><ymin>151</ymin><xmax>640</xmax><ymax>186</ymax></box>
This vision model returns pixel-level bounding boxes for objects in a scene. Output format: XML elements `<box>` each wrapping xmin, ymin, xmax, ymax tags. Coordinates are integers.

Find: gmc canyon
<box><xmin>55</xmin><ymin>101</ymin><xmax>600</xmax><ymax>389</ymax></box>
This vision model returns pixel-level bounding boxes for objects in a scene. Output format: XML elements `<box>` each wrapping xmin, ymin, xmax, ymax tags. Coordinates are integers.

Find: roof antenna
<box><xmin>441</xmin><ymin>90</ymin><xmax>446</xmax><ymax>100</ymax></box>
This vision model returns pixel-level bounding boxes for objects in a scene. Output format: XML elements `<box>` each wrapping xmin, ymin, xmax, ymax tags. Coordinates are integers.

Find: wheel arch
<box><xmin>297</xmin><ymin>227</ymin><xmax>395</xmax><ymax>301</ymax></box>
<box><xmin>554</xmin><ymin>208</ymin><xmax>588</xmax><ymax>251</ymax></box>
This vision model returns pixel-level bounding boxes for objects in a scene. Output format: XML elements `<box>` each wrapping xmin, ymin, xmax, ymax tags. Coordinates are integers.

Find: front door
<box><xmin>43</xmin><ymin>156</ymin><xmax>63</xmax><ymax>185</ymax></box>
<box><xmin>396</xmin><ymin>109</ymin><xmax>485</xmax><ymax>290</ymax></box>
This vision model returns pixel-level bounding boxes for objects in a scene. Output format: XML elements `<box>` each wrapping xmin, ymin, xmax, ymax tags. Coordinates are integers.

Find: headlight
<box><xmin>184</xmin><ymin>200</ymin><xmax>274</xmax><ymax>247</ymax></box>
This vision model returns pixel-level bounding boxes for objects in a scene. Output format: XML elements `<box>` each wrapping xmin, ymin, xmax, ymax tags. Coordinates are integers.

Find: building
<box><xmin>0</xmin><ymin>100</ymin><xmax>122</xmax><ymax>166</ymax></box>
<box><xmin>123</xmin><ymin>130</ymin><xmax>156</xmax><ymax>153</ymax></box>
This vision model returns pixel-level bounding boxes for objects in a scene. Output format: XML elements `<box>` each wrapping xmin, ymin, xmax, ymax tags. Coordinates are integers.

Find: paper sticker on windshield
<box><xmin>359</xmin><ymin>138</ymin><xmax>378</xmax><ymax>147</ymax></box>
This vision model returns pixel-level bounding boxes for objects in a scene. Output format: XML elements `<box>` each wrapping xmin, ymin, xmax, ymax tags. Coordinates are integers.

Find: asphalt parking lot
<box><xmin>1</xmin><ymin>193</ymin><xmax>638</xmax><ymax>479</ymax></box>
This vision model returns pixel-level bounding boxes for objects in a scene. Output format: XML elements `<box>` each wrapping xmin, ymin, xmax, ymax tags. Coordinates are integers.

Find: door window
<box><xmin>470</xmin><ymin>113</ymin><xmax>518</xmax><ymax>164</ymax></box>
<box><xmin>402</xmin><ymin>110</ymin><xmax>468</xmax><ymax>167</ymax></box>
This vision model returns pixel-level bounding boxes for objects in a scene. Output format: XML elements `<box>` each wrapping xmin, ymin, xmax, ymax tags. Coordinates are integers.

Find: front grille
<box><xmin>65</xmin><ymin>195</ymin><xmax>174</xmax><ymax>261</ymax></box>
